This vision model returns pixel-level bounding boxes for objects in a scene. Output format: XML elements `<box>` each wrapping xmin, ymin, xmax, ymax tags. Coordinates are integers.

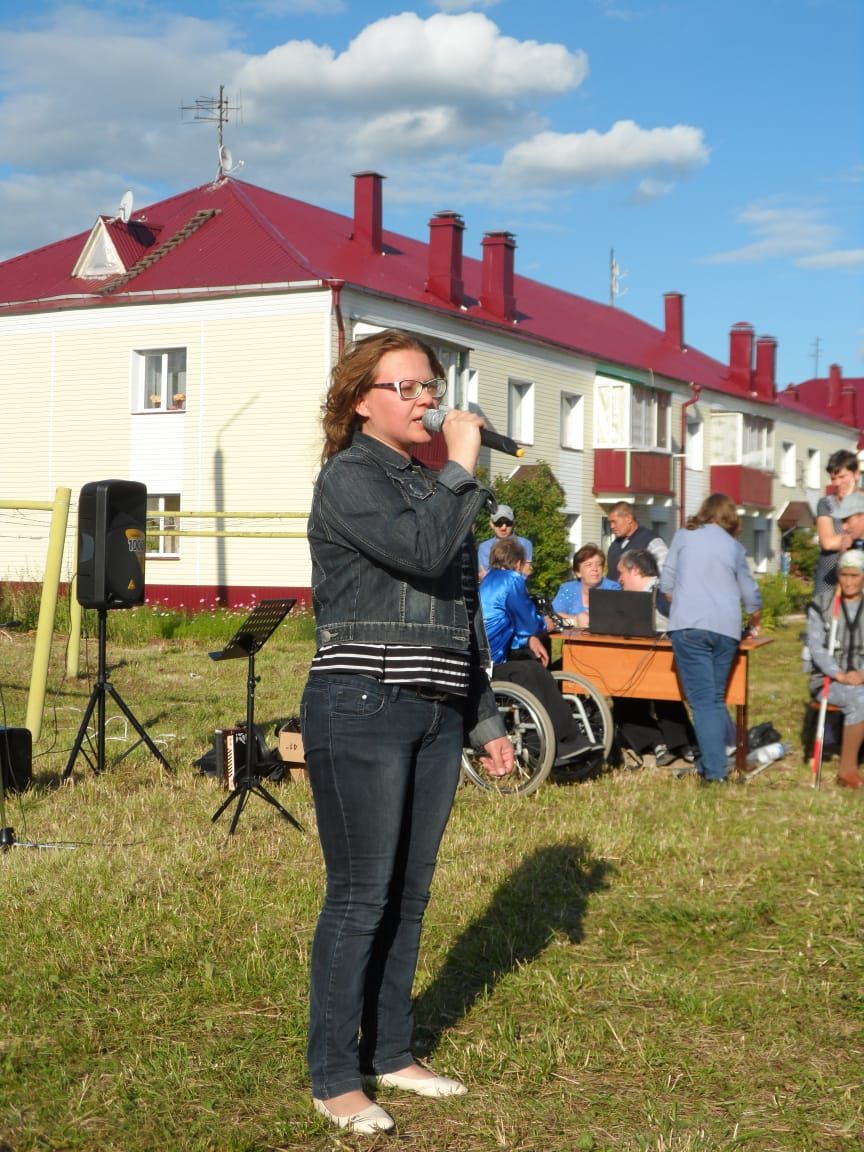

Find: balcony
<box><xmin>709</xmin><ymin>465</ymin><xmax>773</xmax><ymax>509</ymax></box>
<box><xmin>593</xmin><ymin>449</ymin><xmax>674</xmax><ymax>496</ymax></box>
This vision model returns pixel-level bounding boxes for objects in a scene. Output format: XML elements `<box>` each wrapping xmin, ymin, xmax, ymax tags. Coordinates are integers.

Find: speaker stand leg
<box><xmin>62</xmin><ymin>609</ymin><xmax>172</xmax><ymax>780</ymax></box>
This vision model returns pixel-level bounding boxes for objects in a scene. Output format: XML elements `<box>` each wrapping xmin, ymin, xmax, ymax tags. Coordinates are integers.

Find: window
<box><xmin>806</xmin><ymin>448</ymin><xmax>821</xmax><ymax>489</ymax></box>
<box><xmin>134</xmin><ymin>348</ymin><xmax>187</xmax><ymax>411</ymax></box>
<box><xmin>146</xmin><ymin>494</ymin><xmax>180</xmax><ymax>557</ymax></box>
<box><xmin>685</xmin><ymin>411</ymin><xmax>704</xmax><ymax>471</ymax></box>
<box><xmin>780</xmin><ymin>441</ymin><xmax>796</xmax><ymax>487</ymax></box>
<box><xmin>595</xmin><ymin>376</ymin><xmax>669</xmax><ymax>449</ymax></box>
<box><xmin>743</xmin><ymin>416</ymin><xmax>772</xmax><ymax>469</ymax></box>
<box><xmin>631</xmin><ymin>384</ymin><xmax>669</xmax><ymax>449</ymax></box>
<box><xmin>710</xmin><ymin>412</ymin><xmax>772</xmax><ymax>468</ymax></box>
<box><xmin>560</xmin><ymin>392</ymin><xmax>584</xmax><ymax>450</ymax></box>
<box><xmin>508</xmin><ymin>378</ymin><xmax>534</xmax><ymax>444</ymax></box>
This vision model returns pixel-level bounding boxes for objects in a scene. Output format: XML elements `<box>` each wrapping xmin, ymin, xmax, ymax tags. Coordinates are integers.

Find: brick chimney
<box><xmin>352</xmin><ymin>171</ymin><xmax>384</xmax><ymax>253</ymax></box>
<box><xmin>664</xmin><ymin>292</ymin><xmax>684</xmax><ymax>350</ymax></box>
<box><xmin>841</xmin><ymin>379</ymin><xmax>857</xmax><ymax>425</ymax></box>
<box><xmin>426</xmin><ymin>211</ymin><xmax>465</xmax><ymax>307</ymax></box>
<box><xmin>827</xmin><ymin>363</ymin><xmax>843</xmax><ymax>416</ymax></box>
<box><xmin>753</xmin><ymin>335</ymin><xmax>777</xmax><ymax>400</ymax></box>
<box><xmin>480</xmin><ymin>231</ymin><xmax>517</xmax><ymax>322</ymax></box>
<box><xmin>729</xmin><ymin>322</ymin><xmax>755</xmax><ymax>390</ymax></box>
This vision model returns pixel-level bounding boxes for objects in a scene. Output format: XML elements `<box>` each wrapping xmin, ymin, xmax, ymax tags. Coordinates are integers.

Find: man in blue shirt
<box><xmin>477</xmin><ymin>504</ymin><xmax>533</xmax><ymax>580</ymax></box>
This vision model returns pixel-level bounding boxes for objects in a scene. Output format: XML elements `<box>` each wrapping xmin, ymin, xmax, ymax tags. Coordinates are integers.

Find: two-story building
<box><xmin>0</xmin><ymin>170</ymin><xmax>858</xmax><ymax>605</ymax></box>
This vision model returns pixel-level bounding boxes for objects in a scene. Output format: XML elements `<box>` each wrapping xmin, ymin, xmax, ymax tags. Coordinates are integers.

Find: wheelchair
<box><xmin>462</xmin><ymin>670</ymin><xmax>614</xmax><ymax>796</ymax></box>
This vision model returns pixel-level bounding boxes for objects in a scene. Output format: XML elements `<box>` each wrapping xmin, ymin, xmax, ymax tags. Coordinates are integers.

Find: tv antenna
<box><xmin>181</xmin><ymin>84</ymin><xmax>244</xmax><ymax>181</ymax></box>
<box><xmin>610</xmin><ymin>248</ymin><xmax>628</xmax><ymax>307</ymax></box>
<box><xmin>811</xmin><ymin>336</ymin><xmax>822</xmax><ymax>379</ymax></box>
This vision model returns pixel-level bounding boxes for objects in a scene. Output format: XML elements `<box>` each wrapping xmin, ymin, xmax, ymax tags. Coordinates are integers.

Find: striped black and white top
<box><xmin>309</xmin><ymin>544</ymin><xmax>478</xmax><ymax>698</ymax></box>
<box><xmin>310</xmin><ymin>643</ymin><xmax>470</xmax><ymax>697</ymax></box>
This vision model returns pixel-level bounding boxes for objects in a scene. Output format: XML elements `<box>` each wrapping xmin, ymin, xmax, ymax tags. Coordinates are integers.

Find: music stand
<box><xmin>209</xmin><ymin>598</ymin><xmax>303</xmax><ymax>837</ymax></box>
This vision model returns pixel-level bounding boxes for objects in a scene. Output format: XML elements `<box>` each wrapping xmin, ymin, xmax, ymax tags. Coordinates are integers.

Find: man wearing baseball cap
<box><xmin>807</xmin><ymin>548</ymin><xmax>864</xmax><ymax>788</ymax></box>
<box><xmin>477</xmin><ymin>504</ymin><xmax>533</xmax><ymax>581</ymax></box>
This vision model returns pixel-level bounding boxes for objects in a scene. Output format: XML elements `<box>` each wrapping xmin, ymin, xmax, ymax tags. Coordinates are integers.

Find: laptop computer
<box><xmin>587</xmin><ymin>588</ymin><xmax>657</xmax><ymax>637</ymax></box>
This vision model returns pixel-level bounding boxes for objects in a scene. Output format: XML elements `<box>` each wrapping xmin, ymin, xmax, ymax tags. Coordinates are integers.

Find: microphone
<box><xmin>421</xmin><ymin>408</ymin><xmax>524</xmax><ymax>458</ymax></box>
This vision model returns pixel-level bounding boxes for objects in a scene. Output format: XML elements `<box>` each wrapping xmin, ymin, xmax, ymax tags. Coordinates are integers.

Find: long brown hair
<box><xmin>320</xmin><ymin>328</ymin><xmax>444</xmax><ymax>463</ymax></box>
<box><xmin>686</xmin><ymin>493</ymin><xmax>740</xmax><ymax>537</ymax></box>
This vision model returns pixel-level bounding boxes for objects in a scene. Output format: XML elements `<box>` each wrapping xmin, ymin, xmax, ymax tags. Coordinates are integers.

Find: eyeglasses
<box><xmin>368</xmin><ymin>378</ymin><xmax>448</xmax><ymax>400</ymax></box>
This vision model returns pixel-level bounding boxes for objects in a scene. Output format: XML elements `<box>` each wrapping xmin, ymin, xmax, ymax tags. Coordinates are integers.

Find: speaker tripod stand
<box><xmin>62</xmin><ymin>609</ymin><xmax>172</xmax><ymax>780</ymax></box>
<box><xmin>209</xmin><ymin>598</ymin><xmax>303</xmax><ymax>837</ymax></box>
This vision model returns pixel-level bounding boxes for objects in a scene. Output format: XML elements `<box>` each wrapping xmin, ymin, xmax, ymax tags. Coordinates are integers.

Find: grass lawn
<box><xmin>0</xmin><ymin>619</ymin><xmax>861</xmax><ymax>1151</ymax></box>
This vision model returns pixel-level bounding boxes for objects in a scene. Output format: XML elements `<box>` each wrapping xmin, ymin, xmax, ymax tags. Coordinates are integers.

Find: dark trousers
<box><xmin>493</xmin><ymin>655</ymin><xmax>579</xmax><ymax>745</ymax></box>
<box><xmin>301</xmin><ymin>674</ymin><xmax>464</xmax><ymax>1099</ymax></box>
<box><xmin>614</xmin><ymin>697</ymin><xmax>695</xmax><ymax>754</ymax></box>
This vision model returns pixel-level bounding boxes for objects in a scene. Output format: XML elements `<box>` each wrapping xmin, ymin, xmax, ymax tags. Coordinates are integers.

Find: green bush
<box><xmin>756</xmin><ymin>572</ymin><xmax>812</xmax><ymax>630</ymax></box>
<box><xmin>474</xmin><ymin>461</ymin><xmax>572</xmax><ymax>598</ymax></box>
<box><xmin>786</xmin><ymin>528</ymin><xmax>818</xmax><ymax>580</ymax></box>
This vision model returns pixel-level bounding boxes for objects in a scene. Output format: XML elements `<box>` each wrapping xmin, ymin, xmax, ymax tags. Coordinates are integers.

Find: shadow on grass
<box><xmin>415</xmin><ymin>841</ymin><xmax>612</xmax><ymax>1054</ymax></box>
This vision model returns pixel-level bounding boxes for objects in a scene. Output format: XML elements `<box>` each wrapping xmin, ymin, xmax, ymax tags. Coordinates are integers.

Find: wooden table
<box><xmin>558</xmin><ymin>631</ymin><xmax>773</xmax><ymax>773</ymax></box>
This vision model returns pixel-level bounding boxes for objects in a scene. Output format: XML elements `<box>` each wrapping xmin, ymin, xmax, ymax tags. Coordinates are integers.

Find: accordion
<box><xmin>214</xmin><ymin>727</ymin><xmax>248</xmax><ymax>791</ymax></box>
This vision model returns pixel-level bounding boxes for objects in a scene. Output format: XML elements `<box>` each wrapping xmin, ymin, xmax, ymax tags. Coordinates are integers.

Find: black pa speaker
<box><xmin>0</xmin><ymin>727</ymin><xmax>32</xmax><ymax>793</ymax></box>
<box><xmin>77</xmin><ymin>480</ymin><xmax>147</xmax><ymax>609</ymax></box>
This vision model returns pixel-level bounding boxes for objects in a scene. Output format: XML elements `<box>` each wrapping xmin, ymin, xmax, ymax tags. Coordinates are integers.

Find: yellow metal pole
<box><xmin>26</xmin><ymin>487</ymin><xmax>71</xmax><ymax>741</ymax></box>
<box><xmin>67</xmin><ymin>537</ymin><xmax>82</xmax><ymax>680</ymax></box>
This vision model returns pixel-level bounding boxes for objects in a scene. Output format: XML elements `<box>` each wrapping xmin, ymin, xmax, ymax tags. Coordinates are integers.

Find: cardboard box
<box><xmin>278</xmin><ymin>726</ymin><xmax>308</xmax><ymax>783</ymax></box>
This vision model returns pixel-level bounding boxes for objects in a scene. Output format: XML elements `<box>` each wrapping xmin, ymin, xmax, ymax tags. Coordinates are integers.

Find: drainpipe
<box><xmin>680</xmin><ymin>383</ymin><xmax>701</xmax><ymax>527</ymax></box>
<box><xmin>324</xmin><ymin>278</ymin><xmax>345</xmax><ymax>358</ymax></box>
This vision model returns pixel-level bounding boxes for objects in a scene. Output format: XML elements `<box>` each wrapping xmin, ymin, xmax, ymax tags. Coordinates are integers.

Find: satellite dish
<box><xmin>118</xmin><ymin>190</ymin><xmax>134</xmax><ymax>223</ymax></box>
<box><xmin>216</xmin><ymin>143</ymin><xmax>244</xmax><ymax>181</ymax></box>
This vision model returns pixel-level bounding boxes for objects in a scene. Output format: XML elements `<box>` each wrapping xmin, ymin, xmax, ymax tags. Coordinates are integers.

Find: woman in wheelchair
<box><xmin>479</xmin><ymin>538</ymin><xmax>602</xmax><ymax>766</ymax></box>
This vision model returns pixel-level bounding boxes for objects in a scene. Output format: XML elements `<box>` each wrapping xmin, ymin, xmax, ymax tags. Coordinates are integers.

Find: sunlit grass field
<box><xmin>0</xmin><ymin>617</ymin><xmax>861</xmax><ymax>1151</ymax></box>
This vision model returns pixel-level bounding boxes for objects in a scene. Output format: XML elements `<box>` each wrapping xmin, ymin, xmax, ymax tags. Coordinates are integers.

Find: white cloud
<box><xmin>795</xmin><ymin>249</ymin><xmax>864</xmax><ymax>270</ymax></box>
<box><xmin>704</xmin><ymin>203</ymin><xmax>838</xmax><ymax>264</ymax></box>
<box><xmin>433</xmin><ymin>0</ymin><xmax>502</xmax><ymax>10</ymax></box>
<box><xmin>631</xmin><ymin>178</ymin><xmax>674</xmax><ymax>202</ymax></box>
<box><xmin>501</xmin><ymin>120</ymin><xmax>708</xmax><ymax>187</ymax></box>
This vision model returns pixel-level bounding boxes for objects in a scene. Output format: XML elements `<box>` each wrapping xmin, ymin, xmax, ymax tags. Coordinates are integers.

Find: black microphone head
<box><xmin>421</xmin><ymin>408</ymin><xmax>448</xmax><ymax>434</ymax></box>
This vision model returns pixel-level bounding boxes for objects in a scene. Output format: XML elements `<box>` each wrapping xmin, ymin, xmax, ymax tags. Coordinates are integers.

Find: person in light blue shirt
<box><xmin>659</xmin><ymin>493</ymin><xmax>761</xmax><ymax>784</ymax></box>
<box><xmin>553</xmin><ymin>544</ymin><xmax>620</xmax><ymax>627</ymax></box>
<box><xmin>476</xmin><ymin>504</ymin><xmax>533</xmax><ymax>580</ymax></box>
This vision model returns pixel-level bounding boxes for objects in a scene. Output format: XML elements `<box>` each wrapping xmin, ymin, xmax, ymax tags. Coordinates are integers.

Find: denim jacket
<box><xmin>307</xmin><ymin>431</ymin><xmax>505</xmax><ymax>748</ymax></box>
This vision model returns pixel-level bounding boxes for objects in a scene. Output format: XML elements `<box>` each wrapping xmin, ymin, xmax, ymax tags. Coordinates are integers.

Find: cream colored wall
<box><xmin>0</xmin><ymin>295</ymin><xmax>331</xmax><ymax>593</ymax></box>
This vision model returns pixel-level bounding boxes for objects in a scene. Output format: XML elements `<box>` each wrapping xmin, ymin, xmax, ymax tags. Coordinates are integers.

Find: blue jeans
<box><xmin>669</xmin><ymin>629</ymin><xmax>739</xmax><ymax>780</ymax></box>
<box><xmin>301</xmin><ymin>674</ymin><xmax>464</xmax><ymax>1099</ymax></box>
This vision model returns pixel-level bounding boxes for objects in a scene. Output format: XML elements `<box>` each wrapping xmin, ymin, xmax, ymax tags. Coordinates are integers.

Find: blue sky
<box><xmin>1</xmin><ymin>0</ymin><xmax>861</xmax><ymax>385</ymax></box>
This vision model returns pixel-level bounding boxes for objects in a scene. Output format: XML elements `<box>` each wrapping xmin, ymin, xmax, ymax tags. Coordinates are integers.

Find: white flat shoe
<box><xmin>376</xmin><ymin>1070</ymin><xmax>468</xmax><ymax>1097</ymax></box>
<box><xmin>312</xmin><ymin>1097</ymin><xmax>395</xmax><ymax>1134</ymax></box>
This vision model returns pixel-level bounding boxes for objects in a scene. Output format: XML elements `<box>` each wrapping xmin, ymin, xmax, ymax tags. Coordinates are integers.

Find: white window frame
<box><xmin>780</xmin><ymin>441</ymin><xmax>796</xmax><ymax>487</ymax></box>
<box><xmin>806</xmin><ymin>448</ymin><xmax>821</xmax><ymax>489</ymax></box>
<box><xmin>743</xmin><ymin>415</ymin><xmax>772</xmax><ymax>469</ymax></box>
<box><xmin>594</xmin><ymin>375</ymin><xmax>669</xmax><ymax>450</ymax></box>
<box><xmin>710</xmin><ymin>412</ymin><xmax>773</xmax><ymax>469</ymax></box>
<box><xmin>146</xmin><ymin>494</ymin><xmax>181</xmax><ymax>558</ymax></box>
<box><xmin>133</xmin><ymin>348</ymin><xmax>187</xmax><ymax>412</ymax></box>
<box><xmin>508</xmin><ymin>378</ymin><xmax>535</xmax><ymax>445</ymax></box>
<box><xmin>560</xmin><ymin>392</ymin><xmax>584</xmax><ymax>450</ymax></box>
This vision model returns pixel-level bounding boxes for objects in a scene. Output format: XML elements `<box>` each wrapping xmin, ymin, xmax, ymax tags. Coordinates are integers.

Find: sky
<box><xmin>0</xmin><ymin>0</ymin><xmax>861</xmax><ymax>387</ymax></box>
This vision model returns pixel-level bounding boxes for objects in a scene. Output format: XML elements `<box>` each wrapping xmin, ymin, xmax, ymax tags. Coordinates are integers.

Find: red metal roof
<box><xmin>0</xmin><ymin>175</ymin><xmax>852</xmax><ymax>424</ymax></box>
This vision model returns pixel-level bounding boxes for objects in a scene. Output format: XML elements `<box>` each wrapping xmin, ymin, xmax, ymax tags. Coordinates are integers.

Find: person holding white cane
<box><xmin>807</xmin><ymin>549</ymin><xmax>864</xmax><ymax>789</ymax></box>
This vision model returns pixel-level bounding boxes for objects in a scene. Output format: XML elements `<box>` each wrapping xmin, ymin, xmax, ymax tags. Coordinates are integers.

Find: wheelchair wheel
<box><xmin>550</xmin><ymin>670</ymin><xmax>614</xmax><ymax>778</ymax></box>
<box><xmin>462</xmin><ymin>680</ymin><xmax>555</xmax><ymax>796</ymax></box>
